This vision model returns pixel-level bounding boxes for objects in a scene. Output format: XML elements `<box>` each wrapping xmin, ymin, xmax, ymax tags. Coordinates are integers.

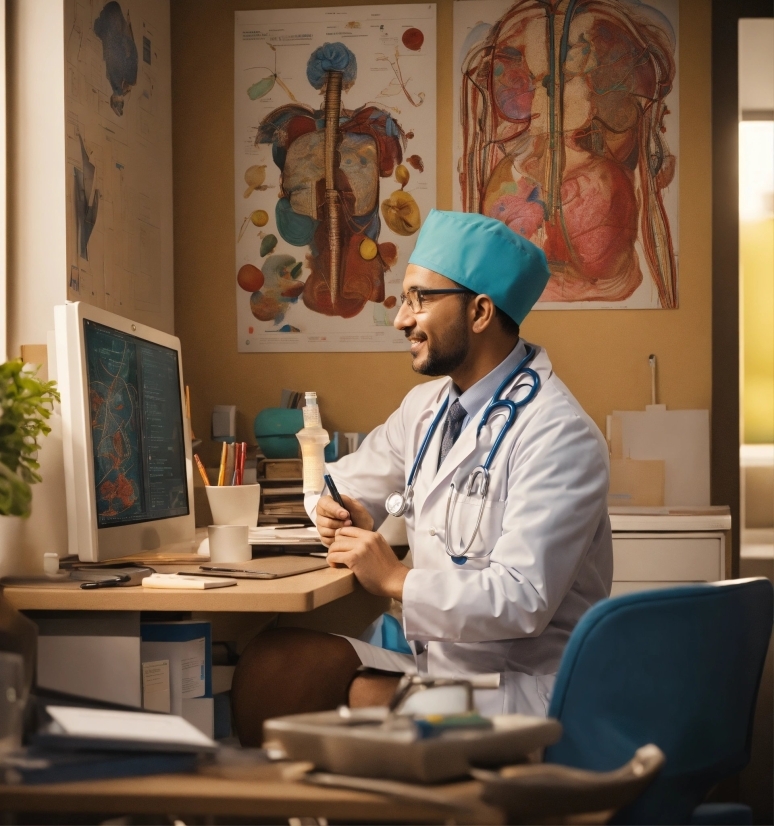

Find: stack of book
<box><xmin>2</xmin><ymin>705</ymin><xmax>215</xmax><ymax>785</ymax></box>
<box><xmin>258</xmin><ymin>459</ymin><xmax>310</xmax><ymax>523</ymax></box>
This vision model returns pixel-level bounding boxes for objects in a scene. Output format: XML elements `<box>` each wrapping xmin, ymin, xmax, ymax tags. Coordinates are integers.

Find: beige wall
<box><xmin>172</xmin><ymin>0</ymin><xmax>712</xmax><ymax>463</ymax></box>
<box><xmin>7</xmin><ymin>0</ymin><xmax>67</xmax><ymax>360</ymax></box>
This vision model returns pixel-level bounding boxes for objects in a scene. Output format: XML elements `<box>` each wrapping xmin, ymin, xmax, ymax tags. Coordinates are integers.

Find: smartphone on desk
<box><xmin>69</xmin><ymin>567</ymin><xmax>153</xmax><ymax>589</ymax></box>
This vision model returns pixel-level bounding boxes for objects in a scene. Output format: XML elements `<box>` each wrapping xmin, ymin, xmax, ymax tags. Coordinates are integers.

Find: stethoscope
<box><xmin>385</xmin><ymin>345</ymin><xmax>541</xmax><ymax>564</ymax></box>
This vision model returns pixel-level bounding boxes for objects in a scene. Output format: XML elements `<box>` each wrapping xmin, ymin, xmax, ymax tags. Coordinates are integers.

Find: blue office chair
<box><xmin>544</xmin><ymin>579</ymin><xmax>773</xmax><ymax>825</ymax></box>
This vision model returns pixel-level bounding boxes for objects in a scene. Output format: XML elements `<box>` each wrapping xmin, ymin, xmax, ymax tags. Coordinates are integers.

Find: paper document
<box><xmin>181</xmin><ymin>638</ymin><xmax>206</xmax><ymax>699</ymax></box>
<box><xmin>142</xmin><ymin>636</ymin><xmax>207</xmax><ymax>714</ymax></box>
<box><xmin>142</xmin><ymin>660</ymin><xmax>171</xmax><ymax>713</ymax></box>
<box><xmin>46</xmin><ymin>705</ymin><xmax>215</xmax><ymax>749</ymax></box>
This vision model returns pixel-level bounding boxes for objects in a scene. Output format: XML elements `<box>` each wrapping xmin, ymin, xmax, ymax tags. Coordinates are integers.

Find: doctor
<box><xmin>232</xmin><ymin>210</ymin><xmax>612</xmax><ymax>745</ymax></box>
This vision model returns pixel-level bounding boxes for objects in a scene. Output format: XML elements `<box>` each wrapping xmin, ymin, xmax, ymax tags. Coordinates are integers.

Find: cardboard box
<box><xmin>35</xmin><ymin>612</ymin><xmax>141</xmax><ymax>707</ymax></box>
<box><xmin>609</xmin><ymin>458</ymin><xmax>666</xmax><ymax>507</ymax></box>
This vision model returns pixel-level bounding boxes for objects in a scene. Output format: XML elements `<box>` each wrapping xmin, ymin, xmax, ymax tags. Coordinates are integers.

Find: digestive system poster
<box><xmin>235</xmin><ymin>5</ymin><xmax>436</xmax><ymax>352</ymax></box>
<box><xmin>453</xmin><ymin>0</ymin><xmax>679</xmax><ymax>309</ymax></box>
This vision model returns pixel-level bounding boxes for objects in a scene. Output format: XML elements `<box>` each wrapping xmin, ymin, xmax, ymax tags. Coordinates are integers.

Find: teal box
<box><xmin>324</xmin><ymin>432</ymin><xmax>342</xmax><ymax>462</ymax></box>
<box><xmin>254</xmin><ymin>408</ymin><xmax>303</xmax><ymax>459</ymax></box>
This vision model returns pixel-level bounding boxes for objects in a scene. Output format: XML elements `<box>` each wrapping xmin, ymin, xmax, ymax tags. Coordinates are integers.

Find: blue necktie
<box><xmin>438</xmin><ymin>399</ymin><xmax>467</xmax><ymax>469</ymax></box>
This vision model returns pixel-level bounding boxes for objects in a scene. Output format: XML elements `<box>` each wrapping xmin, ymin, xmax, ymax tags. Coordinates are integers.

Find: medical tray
<box><xmin>263</xmin><ymin>708</ymin><xmax>561</xmax><ymax>783</ymax></box>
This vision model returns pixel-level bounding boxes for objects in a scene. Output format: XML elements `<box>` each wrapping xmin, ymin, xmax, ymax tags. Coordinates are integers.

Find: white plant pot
<box><xmin>0</xmin><ymin>515</ymin><xmax>25</xmax><ymax>579</ymax></box>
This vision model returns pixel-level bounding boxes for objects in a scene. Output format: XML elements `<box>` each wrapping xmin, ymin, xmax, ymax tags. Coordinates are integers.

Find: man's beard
<box><xmin>410</xmin><ymin>314</ymin><xmax>470</xmax><ymax>376</ymax></box>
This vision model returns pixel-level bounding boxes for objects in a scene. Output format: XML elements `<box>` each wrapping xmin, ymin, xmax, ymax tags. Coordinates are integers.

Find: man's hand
<box><xmin>327</xmin><ymin>527</ymin><xmax>408</xmax><ymax>600</ymax></box>
<box><xmin>316</xmin><ymin>494</ymin><xmax>374</xmax><ymax>547</ymax></box>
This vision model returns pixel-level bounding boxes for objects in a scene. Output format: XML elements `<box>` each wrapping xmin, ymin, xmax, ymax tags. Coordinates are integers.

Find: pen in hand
<box><xmin>323</xmin><ymin>474</ymin><xmax>349</xmax><ymax>519</ymax></box>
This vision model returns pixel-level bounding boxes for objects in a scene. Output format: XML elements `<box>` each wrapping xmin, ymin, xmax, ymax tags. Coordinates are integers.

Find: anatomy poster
<box><xmin>453</xmin><ymin>0</ymin><xmax>679</xmax><ymax>309</ymax></box>
<box><xmin>235</xmin><ymin>5</ymin><xmax>436</xmax><ymax>352</ymax></box>
<box><xmin>65</xmin><ymin>0</ymin><xmax>174</xmax><ymax>333</ymax></box>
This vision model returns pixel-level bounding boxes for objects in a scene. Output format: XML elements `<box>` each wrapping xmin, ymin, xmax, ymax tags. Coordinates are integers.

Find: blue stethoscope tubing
<box><xmin>384</xmin><ymin>345</ymin><xmax>541</xmax><ymax>563</ymax></box>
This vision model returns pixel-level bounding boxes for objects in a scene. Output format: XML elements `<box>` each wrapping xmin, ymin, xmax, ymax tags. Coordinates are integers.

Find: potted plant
<box><xmin>0</xmin><ymin>360</ymin><xmax>59</xmax><ymax>569</ymax></box>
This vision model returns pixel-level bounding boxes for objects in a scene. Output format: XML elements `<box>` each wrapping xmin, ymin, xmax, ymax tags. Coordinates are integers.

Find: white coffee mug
<box><xmin>208</xmin><ymin>524</ymin><xmax>251</xmax><ymax>563</ymax></box>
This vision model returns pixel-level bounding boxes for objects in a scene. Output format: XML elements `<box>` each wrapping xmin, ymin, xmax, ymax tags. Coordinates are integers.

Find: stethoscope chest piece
<box><xmin>386</xmin><ymin>487</ymin><xmax>412</xmax><ymax>518</ymax></box>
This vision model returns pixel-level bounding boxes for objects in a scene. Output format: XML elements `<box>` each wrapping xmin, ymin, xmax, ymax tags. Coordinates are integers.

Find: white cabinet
<box><xmin>610</xmin><ymin>508</ymin><xmax>731</xmax><ymax>596</ymax></box>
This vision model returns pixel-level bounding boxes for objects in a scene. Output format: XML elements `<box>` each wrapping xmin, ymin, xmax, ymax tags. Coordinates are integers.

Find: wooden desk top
<box><xmin>0</xmin><ymin>766</ymin><xmax>502</xmax><ymax>824</ymax></box>
<box><xmin>1</xmin><ymin>566</ymin><xmax>356</xmax><ymax>613</ymax></box>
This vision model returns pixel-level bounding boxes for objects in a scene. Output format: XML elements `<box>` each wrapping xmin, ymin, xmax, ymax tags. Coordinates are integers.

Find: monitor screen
<box><xmin>84</xmin><ymin>319</ymin><xmax>190</xmax><ymax>529</ymax></box>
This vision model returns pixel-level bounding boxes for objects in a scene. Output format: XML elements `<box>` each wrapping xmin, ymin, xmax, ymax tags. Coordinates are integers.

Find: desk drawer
<box><xmin>612</xmin><ymin>535</ymin><xmax>723</xmax><ymax>582</ymax></box>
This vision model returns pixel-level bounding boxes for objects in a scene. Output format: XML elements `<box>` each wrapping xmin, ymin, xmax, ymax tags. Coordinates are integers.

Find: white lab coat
<box><xmin>313</xmin><ymin>344</ymin><xmax>612</xmax><ymax>717</ymax></box>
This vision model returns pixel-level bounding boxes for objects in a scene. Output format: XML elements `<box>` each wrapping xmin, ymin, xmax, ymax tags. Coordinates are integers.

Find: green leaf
<box><xmin>0</xmin><ymin>360</ymin><xmax>59</xmax><ymax>517</ymax></box>
<box><xmin>247</xmin><ymin>76</ymin><xmax>276</xmax><ymax>100</ymax></box>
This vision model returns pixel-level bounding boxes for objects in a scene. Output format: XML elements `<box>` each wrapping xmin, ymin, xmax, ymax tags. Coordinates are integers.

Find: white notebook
<box><xmin>142</xmin><ymin>573</ymin><xmax>237</xmax><ymax>590</ymax></box>
<box><xmin>44</xmin><ymin>705</ymin><xmax>217</xmax><ymax>752</ymax></box>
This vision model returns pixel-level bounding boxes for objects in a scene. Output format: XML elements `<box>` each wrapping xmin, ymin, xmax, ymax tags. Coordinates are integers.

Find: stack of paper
<box><xmin>260</xmin><ymin>480</ymin><xmax>307</xmax><ymax>518</ymax></box>
<box><xmin>249</xmin><ymin>526</ymin><xmax>322</xmax><ymax>545</ymax></box>
<box><xmin>9</xmin><ymin>706</ymin><xmax>214</xmax><ymax>784</ymax></box>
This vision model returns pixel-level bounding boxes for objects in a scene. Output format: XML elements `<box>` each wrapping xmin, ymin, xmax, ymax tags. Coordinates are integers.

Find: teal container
<box><xmin>254</xmin><ymin>408</ymin><xmax>303</xmax><ymax>459</ymax></box>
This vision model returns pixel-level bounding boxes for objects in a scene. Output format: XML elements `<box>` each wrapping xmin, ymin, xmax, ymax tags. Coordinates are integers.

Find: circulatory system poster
<box><xmin>453</xmin><ymin>0</ymin><xmax>679</xmax><ymax>310</ymax></box>
<box><xmin>234</xmin><ymin>4</ymin><xmax>437</xmax><ymax>352</ymax></box>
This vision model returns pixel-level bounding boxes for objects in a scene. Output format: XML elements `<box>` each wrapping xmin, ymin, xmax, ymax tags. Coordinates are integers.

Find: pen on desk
<box><xmin>323</xmin><ymin>474</ymin><xmax>348</xmax><ymax>515</ymax></box>
<box><xmin>217</xmin><ymin>442</ymin><xmax>227</xmax><ymax>486</ymax></box>
<box><xmin>194</xmin><ymin>453</ymin><xmax>210</xmax><ymax>486</ymax></box>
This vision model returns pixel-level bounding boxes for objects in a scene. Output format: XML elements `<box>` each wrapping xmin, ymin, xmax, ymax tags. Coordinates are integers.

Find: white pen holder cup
<box><xmin>205</xmin><ymin>484</ymin><xmax>261</xmax><ymax>527</ymax></box>
<box><xmin>208</xmin><ymin>525</ymin><xmax>251</xmax><ymax>563</ymax></box>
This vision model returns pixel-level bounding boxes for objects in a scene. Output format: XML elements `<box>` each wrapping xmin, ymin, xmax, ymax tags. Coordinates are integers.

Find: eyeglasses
<box><xmin>398</xmin><ymin>287</ymin><xmax>472</xmax><ymax>312</ymax></box>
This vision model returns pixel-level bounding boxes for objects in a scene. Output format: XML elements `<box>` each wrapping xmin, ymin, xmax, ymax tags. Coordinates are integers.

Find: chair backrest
<box><xmin>544</xmin><ymin>579</ymin><xmax>773</xmax><ymax>825</ymax></box>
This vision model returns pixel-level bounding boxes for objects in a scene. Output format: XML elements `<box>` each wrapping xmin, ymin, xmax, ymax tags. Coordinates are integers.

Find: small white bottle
<box><xmin>296</xmin><ymin>392</ymin><xmax>330</xmax><ymax>495</ymax></box>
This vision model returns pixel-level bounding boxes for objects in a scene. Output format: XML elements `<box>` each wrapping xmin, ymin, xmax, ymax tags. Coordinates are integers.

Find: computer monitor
<box><xmin>55</xmin><ymin>302</ymin><xmax>196</xmax><ymax>561</ymax></box>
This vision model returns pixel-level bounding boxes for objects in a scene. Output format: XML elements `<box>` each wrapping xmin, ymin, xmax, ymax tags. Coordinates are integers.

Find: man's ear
<box><xmin>470</xmin><ymin>294</ymin><xmax>496</xmax><ymax>333</ymax></box>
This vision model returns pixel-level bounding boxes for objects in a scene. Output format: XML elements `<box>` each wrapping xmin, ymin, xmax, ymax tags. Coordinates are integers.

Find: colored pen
<box><xmin>217</xmin><ymin>442</ymin><xmax>227</xmax><ymax>486</ymax></box>
<box><xmin>240</xmin><ymin>441</ymin><xmax>247</xmax><ymax>484</ymax></box>
<box><xmin>232</xmin><ymin>442</ymin><xmax>244</xmax><ymax>486</ymax></box>
<box><xmin>323</xmin><ymin>474</ymin><xmax>348</xmax><ymax>515</ymax></box>
<box><xmin>232</xmin><ymin>443</ymin><xmax>241</xmax><ymax>486</ymax></box>
<box><xmin>194</xmin><ymin>453</ymin><xmax>210</xmax><ymax>486</ymax></box>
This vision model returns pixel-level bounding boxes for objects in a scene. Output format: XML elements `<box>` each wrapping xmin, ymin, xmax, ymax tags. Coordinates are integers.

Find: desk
<box><xmin>1</xmin><ymin>565</ymin><xmax>391</xmax><ymax>704</ymax></box>
<box><xmin>1</xmin><ymin>566</ymin><xmax>359</xmax><ymax>613</ymax></box>
<box><xmin>0</xmin><ymin>767</ymin><xmax>502</xmax><ymax>824</ymax></box>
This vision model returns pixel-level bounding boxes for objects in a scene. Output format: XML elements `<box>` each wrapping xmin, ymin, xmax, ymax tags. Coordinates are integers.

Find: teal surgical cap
<box><xmin>408</xmin><ymin>210</ymin><xmax>551</xmax><ymax>325</ymax></box>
